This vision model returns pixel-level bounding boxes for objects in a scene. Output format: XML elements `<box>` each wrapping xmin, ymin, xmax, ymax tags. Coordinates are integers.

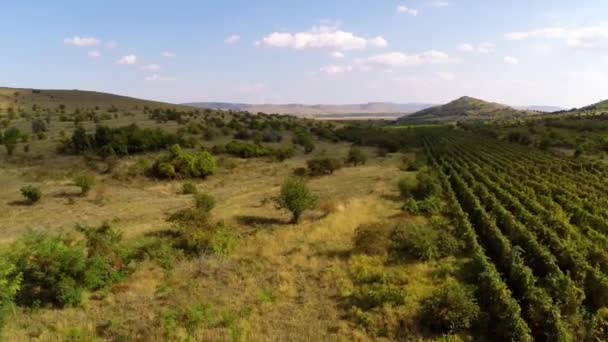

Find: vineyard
<box><xmin>423</xmin><ymin>129</ymin><xmax>608</xmax><ymax>341</ymax></box>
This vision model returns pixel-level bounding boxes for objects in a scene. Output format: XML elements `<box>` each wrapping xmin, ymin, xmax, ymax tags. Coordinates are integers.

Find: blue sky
<box><xmin>1</xmin><ymin>0</ymin><xmax>608</xmax><ymax>107</ymax></box>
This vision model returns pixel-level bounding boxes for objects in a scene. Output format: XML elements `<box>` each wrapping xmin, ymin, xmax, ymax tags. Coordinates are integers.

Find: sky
<box><xmin>1</xmin><ymin>0</ymin><xmax>608</xmax><ymax>108</ymax></box>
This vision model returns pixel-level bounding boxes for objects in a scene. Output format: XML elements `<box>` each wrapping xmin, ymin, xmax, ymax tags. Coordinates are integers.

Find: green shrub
<box><xmin>0</xmin><ymin>258</ymin><xmax>21</xmax><ymax>331</ymax></box>
<box><xmin>346</xmin><ymin>146</ymin><xmax>367</xmax><ymax>166</ymax></box>
<box><xmin>151</xmin><ymin>144</ymin><xmax>216</xmax><ymax>179</ymax></box>
<box><xmin>351</xmin><ymin>283</ymin><xmax>407</xmax><ymax>309</ymax></box>
<box><xmin>307</xmin><ymin>157</ymin><xmax>342</xmax><ymax>176</ymax></box>
<box><xmin>210</xmin><ymin>226</ymin><xmax>237</xmax><ymax>257</ymax></box>
<box><xmin>420</xmin><ymin>280</ymin><xmax>480</xmax><ymax>333</ymax></box>
<box><xmin>353</xmin><ymin>223</ymin><xmax>393</xmax><ymax>256</ymax></box>
<box><xmin>194</xmin><ymin>193</ymin><xmax>216</xmax><ymax>214</ymax></box>
<box><xmin>274</xmin><ymin>146</ymin><xmax>296</xmax><ymax>161</ymax></box>
<box><xmin>398</xmin><ymin>168</ymin><xmax>441</xmax><ymax>200</ymax></box>
<box><xmin>73</xmin><ymin>174</ymin><xmax>96</xmax><ymax>196</ymax></box>
<box><xmin>182</xmin><ymin>182</ymin><xmax>198</xmax><ymax>195</ymax></box>
<box><xmin>20</xmin><ymin>185</ymin><xmax>41</xmax><ymax>204</ymax></box>
<box><xmin>11</xmin><ymin>234</ymin><xmax>87</xmax><ymax>307</ymax></box>
<box><xmin>392</xmin><ymin>222</ymin><xmax>460</xmax><ymax>261</ymax></box>
<box><xmin>274</xmin><ymin>177</ymin><xmax>318</xmax><ymax>223</ymax></box>
<box><xmin>590</xmin><ymin>308</ymin><xmax>608</xmax><ymax>341</ymax></box>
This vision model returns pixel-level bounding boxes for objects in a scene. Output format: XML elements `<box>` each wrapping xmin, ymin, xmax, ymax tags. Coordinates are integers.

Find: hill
<box><xmin>183</xmin><ymin>102</ymin><xmax>435</xmax><ymax>118</ymax></box>
<box><xmin>0</xmin><ymin>87</ymin><xmax>188</xmax><ymax>113</ymax></box>
<box><xmin>398</xmin><ymin>96</ymin><xmax>541</xmax><ymax>123</ymax></box>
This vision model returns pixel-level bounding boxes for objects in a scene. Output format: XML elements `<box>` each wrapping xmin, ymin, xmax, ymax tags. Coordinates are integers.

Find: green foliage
<box><xmin>31</xmin><ymin>118</ymin><xmax>48</xmax><ymax>134</ymax></box>
<box><xmin>292</xmin><ymin>130</ymin><xmax>315</xmax><ymax>153</ymax></box>
<box><xmin>398</xmin><ymin>167</ymin><xmax>441</xmax><ymax>200</ymax></box>
<box><xmin>0</xmin><ymin>258</ymin><xmax>21</xmax><ymax>332</ymax></box>
<box><xmin>151</xmin><ymin>144</ymin><xmax>217</xmax><ymax>179</ymax></box>
<box><xmin>194</xmin><ymin>192</ymin><xmax>216</xmax><ymax>214</ymax></box>
<box><xmin>420</xmin><ymin>280</ymin><xmax>480</xmax><ymax>333</ymax></box>
<box><xmin>10</xmin><ymin>234</ymin><xmax>87</xmax><ymax>307</ymax></box>
<box><xmin>346</xmin><ymin>146</ymin><xmax>367</xmax><ymax>166</ymax></box>
<box><xmin>2</xmin><ymin>127</ymin><xmax>21</xmax><ymax>155</ymax></box>
<box><xmin>67</xmin><ymin>124</ymin><xmax>181</xmax><ymax>156</ymax></box>
<box><xmin>306</xmin><ymin>157</ymin><xmax>342</xmax><ymax>176</ymax></box>
<box><xmin>589</xmin><ymin>308</ymin><xmax>608</xmax><ymax>341</ymax></box>
<box><xmin>392</xmin><ymin>222</ymin><xmax>461</xmax><ymax>261</ymax></box>
<box><xmin>351</xmin><ymin>283</ymin><xmax>407</xmax><ymax>309</ymax></box>
<box><xmin>274</xmin><ymin>177</ymin><xmax>318</xmax><ymax>223</ymax></box>
<box><xmin>210</xmin><ymin>227</ymin><xmax>237</xmax><ymax>257</ymax></box>
<box><xmin>182</xmin><ymin>182</ymin><xmax>198</xmax><ymax>195</ymax></box>
<box><xmin>73</xmin><ymin>174</ymin><xmax>96</xmax><ymax>196</ymax></box>
<box><xmin>20</xmin><ymin>185</ymin><xmax>41</xmax><ymax>204</ymax></box>
<box><xmin>213</xmin><ymin>140</ymin><xmax>274</xmax><ymax>158</ymax></box>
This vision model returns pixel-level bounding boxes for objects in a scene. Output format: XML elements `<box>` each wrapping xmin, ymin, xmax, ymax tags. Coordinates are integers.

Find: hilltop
<box><xmin>398</xmin><ymin>96</ymin><xmax>541</xmax><ymax>123</ymax></box>
<box><xmin>184</xmin><ymin>101</ymin><xmax>435</xmax><ymax>119</ymax></box>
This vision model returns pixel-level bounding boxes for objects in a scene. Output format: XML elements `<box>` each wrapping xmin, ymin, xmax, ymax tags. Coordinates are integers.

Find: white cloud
<box><xmin>141</xmin><ymin>64</ymin><xmax>160</xmax><ymax>72</ymax></box>
<box><xmin>330</xmin><ymin>51</ymin><xmax>345</xmax><ymax>58</ymax></box>
<box><xmin>458</xmin><ymin>42</ymin><xmax>494</xmax><ymax>53</ymax></box>
<box><xmin>504</xmin><ymin>56</ymin><xmax>519</xmax><ymax>65</ymax></box>
<box><xmin>145</xmin><ymin>74</ymin><xmax>176</xmax><ymax>82</ymax></box>
<box><xmin>87</xmin><ymin>50</ymin><xmax>100</xmax><ymax>58</ymax></box>
<box><xmin>431</xmin><ymin>1</ymin><xmax>449</xmax><ymax>7</ymax></box>
<box><xmin>505</xmin><ymin>25</ymin><xmax>608</xmax><ymax>48</ymax></box>
<box><xmin>458</xmin><ymin>43</ymin><xmax>474</xmax><ymax>52</ymax></box>
<box><xmin>256</xmin><ymin>25</ymin><xmax>388</xmax><ymax>51</ymax></box>
<box><xmin>320</xmin><ymin>65</ymin><xmax>353</xmax><ymax>75</ymax></box>
<box><xmin>477</xmin><ymin>42</ymin><xmax>494</xmax><ymax>54</ymax></box>
<box><xmin>321</xmin><ymin>50</ymin><xmax>453</xmax><ymax>74</ymax></box>
<box><xmin>225</xmin><ymin>35</ymin><xmax>241</xmax><ymax>44</ymax></box>
<box><xmin>161</xmin><ymin>51</ymin><xmax>176</xmax><ymax>58</ymax></box>
<box><xmin>64</xmin><ymin>36</ymin><xmax>100</xmax><ymax>47</ymax></box>
<box><xmin>397</xmin><ymin>6</ymin><xmax>419</xmax><ymax>16</ymax></box>
<box><xmin>117</xmin><ymin>54</ymin><xmax>137</xmax><ymax>65</ymax></box>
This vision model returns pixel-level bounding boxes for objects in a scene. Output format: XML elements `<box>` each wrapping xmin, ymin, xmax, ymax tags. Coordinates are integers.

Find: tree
<box><xmin>274</xmin><ymin>177</ymin><xmax>318</xmax><ymax>223</ymax></box>
<box><xmin>31</xmin><ymin>118</ymin><xmax>48</xmax><ymax>134</ymax></box>
<box><xmin>346</xmin><ymin>146</ymin><xmax>367</xmax><ymax>166</ymax></box>
<box><xmin>73</xmin><ymin>174</ymin><xmax>96</xmax><ymax>196</ymax></box>
<box><xmin>20</xmin><ymin>185</ymin><xmax>41</xmax><ymax>204</ymax></box>
<box><xmin>2</xmin><ymin>128</ymin><xmax>21</xmax><ymax>156</ymax></box>
<box><xmin>0</xmin><ymin>259</ymin><xmax>22</xmax><ymax>332</ymax></box>
<box><xmin>307</xmin><ymin>158</ymin><xmax>342</xmax><ymax>176</ymax></box>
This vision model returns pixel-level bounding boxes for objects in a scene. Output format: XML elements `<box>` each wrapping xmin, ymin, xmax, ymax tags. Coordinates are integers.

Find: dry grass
<box><xmin>0</xmin><ymin>135</ymin><xmax>466</xmax><ymax>341</ymax></box>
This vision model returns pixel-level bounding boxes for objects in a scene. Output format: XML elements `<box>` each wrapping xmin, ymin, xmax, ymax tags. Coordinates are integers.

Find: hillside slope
<box><xmin>0</xmin><ymin>87</ymin><xmax>188</xmax><ymax>113</ymax></box>
<box><xmin>398</xmin><ymin>96</ymin><xmax>540</xmax><ymax>123</ymax></box>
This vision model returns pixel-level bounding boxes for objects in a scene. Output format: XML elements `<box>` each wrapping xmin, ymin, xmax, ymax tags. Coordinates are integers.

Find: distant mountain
<box><xmin>515</xmin><ymin>105</ymin><xmax>567</xmax><ymax>113</ymax></box>
<box><xmin>399</xmin><ymin>96</ymin><xmax>542</xmax><ymax>123</ymax></box>
<box><xmin>183</xmin><ymin>102</ymin><xmax>436</xmax><ymax>118</ymax></box>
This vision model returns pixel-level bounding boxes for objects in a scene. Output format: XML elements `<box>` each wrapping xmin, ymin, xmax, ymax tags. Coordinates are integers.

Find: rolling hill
<box><xmin>398</xmin><ymin>96</ymin><xmax>542</xmax><ymax>123</ymax></box>
<box><xmin>183</xmin><ymin>102</ymin><xmax>436</xmax><ymax>118</ymax></box>
<box><xmin>0</xmin><ymin>87</ymin><xmax>188</xmax><ymax>113</ymax></box>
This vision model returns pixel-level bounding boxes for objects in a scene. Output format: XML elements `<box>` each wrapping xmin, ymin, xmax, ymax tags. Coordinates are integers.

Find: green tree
<box><xmin>274</xmin><ymin>177</ymin><xmax>318</xmax><ymax>223</ymax></box>
<box><xmin>20</xmin><ymin>185</ymin><xmax>41</xmax><ymax>204</ymax></box>
<box><xmin>346</xmin><ymin>146</ymin><xmax>367</xmax><ymax>166</ymax></box>
<box><xmin>0</xmin><ymin>258</ymin><xmax>22</xmax><ymax>332</ymax></box>
<box><xmin>2</xmin><ymin>127</ymin><xmax>21</xmax><ymax>156</ymax></box>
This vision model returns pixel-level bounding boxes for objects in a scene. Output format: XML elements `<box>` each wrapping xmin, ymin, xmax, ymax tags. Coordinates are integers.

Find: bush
<box><xmin>392</xmin><ymin>222</ymin><xmax>460</xmax><ymax>261</ymax></box>
<box><xmin>194</xmin><ymin>193</ymin><xmax>216</xmax><ymax>214</ymax></box>
<box><xmin>398</xmin><ymin>168</ymin><xmax>441</xmax><ymax>200</ymax></box>
<box><xmin>590</xmin><ymin>308</ymin><xmax>608</xmax><ymax>341</ymax></box>
<box><xmin>353</xmin><ymin>223</ymin><xmax>393</xmax><ymax>256</ymax></box>
<box><xmin>213</xmin><ymin>140</ymin><xmax>273</xmax><ymax>158</ymax></box>
<box><xmin>307</xmin><ymin>157</ymin><xmax>342</xmax><ymax>176</ymax></box>
<box><xmin>420</xmin><ymin>280</ymin><xmax>480</xmax><ymax>333</ymax></box>
<box><xmin>151</xmin><ymin>145</ymin><xmax>216</xmax><ymax>179</ymax></box>
<box><xmin>351</xmin><ymin>283</ymin><xmax>407</xmax><ymax>309</ymax></box>
<box><xmin>346</xmin><ymin>146</ymin><xmax>367</xmax><ymax>166</ymax></box>
<box><xmin>274</xmin><ymin>177</ymin><xmax>318</xmax><ymax>223</ymax></box>
<box><xmin>20</xmin><ymin>185</ymin><xmax>41</xmax><ymax>204</ymax></box>
<box><xmin>182</xmin><ymin>182</ymin><xmax>198</xmax><ymax>195</ymax></box>
<box><xmin>0</xmin><ymin>258</ymin><xmax>21</xmax><ymax>332</ymax></box>
<box><xmin>73</xmin><ymin>174</ymin><xmax>96</xmax><ymax>196</ymax></box>
<box><xmin>10</xmin><ymin>234</ymin><xmax>87</xmax><ymax>307</ymax></box>
<box><xmin>274</xmin><ymin>146</ymin><xmax>295</xmax><ymax>161</ymax></box>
